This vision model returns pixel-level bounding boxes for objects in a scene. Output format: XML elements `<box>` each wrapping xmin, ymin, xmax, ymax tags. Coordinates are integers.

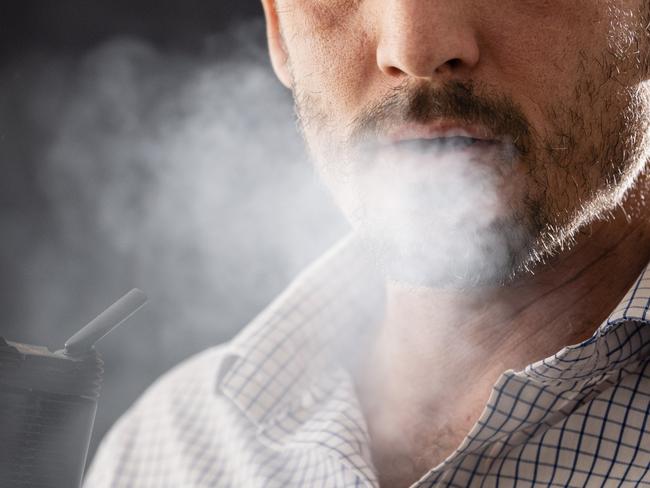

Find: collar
<box><xmin>216</xmin><ymin>234</ymin><xmax>383</xmax><ymax>429</ymax></box>
<box><xmin>217</xmin><ymin>233</ymin><xmax>650</xmax><ymax>428</ymax></box>
<box><xmin>521</xmin><ymin>262</ymin><xmax>650</xmax><ymax>384</ymax></box>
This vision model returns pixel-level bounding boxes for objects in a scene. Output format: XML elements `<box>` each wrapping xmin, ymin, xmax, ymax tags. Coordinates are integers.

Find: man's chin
<box><xmin>358</xmin><ymin>219</ymin><xmax>536</xmax><ymax>289</ymax></box>
<box><xmin>369</xmin><ymin>248</ymin><xmax>520</xmax><ymax>290</ymax></box>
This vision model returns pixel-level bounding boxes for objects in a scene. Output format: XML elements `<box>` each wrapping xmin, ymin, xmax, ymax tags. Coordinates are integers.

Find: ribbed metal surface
<box><xmin>0</xmin><ymin>339</ymin><xmax>102</xmax><ymax>488</ymax></box>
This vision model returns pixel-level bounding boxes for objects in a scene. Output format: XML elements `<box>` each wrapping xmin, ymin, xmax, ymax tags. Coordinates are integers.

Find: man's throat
<box><xmin>355</xmin><ymin>343</ymin><xmax>495</xmax><ymax>488</ymax></box>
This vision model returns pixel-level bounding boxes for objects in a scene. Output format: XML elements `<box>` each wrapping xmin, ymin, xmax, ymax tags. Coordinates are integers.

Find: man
<box><xmin>86</xmin><ymin>1</ymin><xmax>650</xmax><ymax>487</ymax></box>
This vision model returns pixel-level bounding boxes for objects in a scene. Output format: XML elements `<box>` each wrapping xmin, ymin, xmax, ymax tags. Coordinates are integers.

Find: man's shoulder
<box><xmin>84</xmin><ymin>343</ymin><xmax>240</xmax><ymax>487</ymax></box>
<box><xmin>122</xmin><ymin>342</ymin><xmax>232</xmax><ymax>420</ymax></box>
<box><xmin>84</xmin><ymin>235</ymin><xmax>373</xmax><ymax>486</ymax></box>
<box><xmin>139</xmin><ymin>343</ymin><xmax>231</xmax><ymax>405</ymax></box>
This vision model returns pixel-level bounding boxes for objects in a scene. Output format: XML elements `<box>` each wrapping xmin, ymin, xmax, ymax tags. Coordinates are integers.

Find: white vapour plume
<box><xmin>32</xmin><ymin>23</ymin><xmax>346</xmax><ymax>337</ymax></box>
<box><xmin>346</xmin><ymin>139</ymin><xmax>522</xmax><ymax>288</ymax></box>
<box><xmin>0</xmin><ymin>20</ymin><xmax>346</xmax><ymax>459</ymax></box>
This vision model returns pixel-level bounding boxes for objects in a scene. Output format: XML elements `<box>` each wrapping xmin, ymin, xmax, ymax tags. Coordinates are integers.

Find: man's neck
<box><xmin>356</xmin><ymin>207</ymin><xmax>650</xmax><ymax>487</ymax></box>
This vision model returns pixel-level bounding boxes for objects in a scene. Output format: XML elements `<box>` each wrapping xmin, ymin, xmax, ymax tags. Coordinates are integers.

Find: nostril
<box><xmin>433</xmin><ymin>57</ymin><xmax>464</xmax><ymax>76</ymax></box>
<box><xmin>384</xmin><ymin>65</ymin><xmax>405</xmax><ymax>78</ymax></box>
<box><xmin>446</xmin><ymin>58</ymin><xmax>463</xmax><ymax>69</ymax></box>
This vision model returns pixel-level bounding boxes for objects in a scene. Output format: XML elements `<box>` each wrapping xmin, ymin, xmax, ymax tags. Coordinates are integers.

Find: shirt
<box><xmin>85</xmin><ymin>234</ymin><xmax>650</xmax><ymax>487</ymax></box>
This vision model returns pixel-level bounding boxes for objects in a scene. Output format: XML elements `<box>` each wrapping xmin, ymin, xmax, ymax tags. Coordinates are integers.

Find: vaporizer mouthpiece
<box><xmin>64</xmin><ymin>288</ymin><xmax>148</xmax><ymax>357</ymax></box>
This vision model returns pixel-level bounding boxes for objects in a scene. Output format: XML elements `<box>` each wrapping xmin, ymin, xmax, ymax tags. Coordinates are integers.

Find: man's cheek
<box><xmin>287</xmin><ymin>0</ymin><xmax>363</xmax><ymax>35</ymax></box>
<box><xmin>291</xmin><ymin>42</ymin><xmax>377</xmax><ymax>128</ymax></box>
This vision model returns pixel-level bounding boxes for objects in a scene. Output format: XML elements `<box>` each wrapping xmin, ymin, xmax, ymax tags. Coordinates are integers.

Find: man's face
<box><xmin>264</xmin><ymin>0</ymin><xmax>650</xmax><ymax>287</ymax></box>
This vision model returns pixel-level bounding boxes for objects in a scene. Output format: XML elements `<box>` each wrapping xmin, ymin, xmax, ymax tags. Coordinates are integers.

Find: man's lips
<box><xmin>389</xmin><ymin>136</ymin><xmax>493</xmax><ymax>154</ymax></box>
<box><xmin>379</xmin><ymin>122</ymin><xmax>500</xmax><ymax>146</ymax></box>
<box><xmin>364</xmin><ymin>122</ymin><xmax>506</xmax><ymax>165</ymax></box>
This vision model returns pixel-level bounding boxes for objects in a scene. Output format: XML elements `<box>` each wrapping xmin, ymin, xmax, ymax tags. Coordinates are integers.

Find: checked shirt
<box><xmin>86</xmin><ymin>235</ymin><xmax>650</xmax><ymax>487</ymax></box>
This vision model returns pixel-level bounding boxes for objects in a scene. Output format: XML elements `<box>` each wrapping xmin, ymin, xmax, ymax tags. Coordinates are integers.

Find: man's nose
<box><xmin>375</xmin><ymin>0</ymin><xmax>480</xmax><ymax>81</ymax></box>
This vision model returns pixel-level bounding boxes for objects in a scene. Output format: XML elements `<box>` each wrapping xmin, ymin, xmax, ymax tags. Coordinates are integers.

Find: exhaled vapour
<box><xmin>9</xmin><ymin>20</ymin><xmax>347</xmax><ymax>334</ymax></box>
<box><xmin>353</xmin><ymin>141</ymin><xmax>527</xmax><ymax>288</ymax></box>
<box><xmin>0</xmin><ymin>19</ymin><xmax>348</xmax><ymax>459</ymax></box>
<box><xmin>305</xmin><ymin>80</ymin><xmax>536</xmax><ymax>288</ymax></box>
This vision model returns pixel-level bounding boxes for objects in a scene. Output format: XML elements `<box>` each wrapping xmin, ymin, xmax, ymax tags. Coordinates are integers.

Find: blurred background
<box><xmin>0</xmin><ymin>0</ymin><xmax>347</xmax><ymax>464</ymax></box>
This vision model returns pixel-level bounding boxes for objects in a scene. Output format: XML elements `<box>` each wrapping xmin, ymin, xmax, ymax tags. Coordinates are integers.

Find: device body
<box><xmin>0</xmin><ymin>338</ymin><xmax>102</xmax><ymax>488</ymax></box>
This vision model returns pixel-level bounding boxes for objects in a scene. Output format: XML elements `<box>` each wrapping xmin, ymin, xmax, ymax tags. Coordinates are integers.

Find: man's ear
<box><xmin>261</xmin><ymin>0</ymin><xmax>292</xmax><ymax>88</ymax></box>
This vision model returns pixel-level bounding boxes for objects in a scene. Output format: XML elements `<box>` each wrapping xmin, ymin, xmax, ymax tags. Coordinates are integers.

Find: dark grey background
<box><xmin>0</xmin><ymin>0</ymin><xmax>346</xmax><ymax>465</ymax></box>
<box><xmin>1</xmin><ymin>1</ymin><xmax>262</xmax><ymax>57</ymax></box>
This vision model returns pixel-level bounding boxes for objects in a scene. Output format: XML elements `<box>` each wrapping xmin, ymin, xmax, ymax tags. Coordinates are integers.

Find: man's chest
<box><xmin>367</xmin><ymin>414</ymin><xmax>474</xmax><ymax>488</ymax></box>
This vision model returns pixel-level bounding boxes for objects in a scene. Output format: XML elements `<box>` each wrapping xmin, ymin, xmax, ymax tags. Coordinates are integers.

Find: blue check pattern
<box><xmin>85</xmin><ymin>235</ymin><xmax>650</xmax><ymax>487</ymax></box>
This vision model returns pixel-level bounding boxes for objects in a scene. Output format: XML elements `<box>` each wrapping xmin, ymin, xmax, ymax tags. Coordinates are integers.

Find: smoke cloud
<box><xmin>0</xmin><ymin>19</ymin><xmax>347</xmax><ymax>461</ymax></box>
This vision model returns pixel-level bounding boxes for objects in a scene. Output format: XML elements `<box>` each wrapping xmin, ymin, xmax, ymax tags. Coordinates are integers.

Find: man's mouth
<box><xmin>391</xmin><ymin>135</ymin><xmax>495</xmax><ymax>153</ymax></box>
<box><xmin>382</xmin><ymin>122</ymin><xmax>498</xmax><ymax>143</ymax></box>
<box><xmin>375</xmin><ymin>122</ymin><xmax>503</xmax><ymax>159</ymax></box>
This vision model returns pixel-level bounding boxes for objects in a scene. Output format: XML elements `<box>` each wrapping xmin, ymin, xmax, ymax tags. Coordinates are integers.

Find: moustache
<box><xmin>347</xmin><ymin>81</ymin><xmax>533</xmax><ymax>157</ymax></box>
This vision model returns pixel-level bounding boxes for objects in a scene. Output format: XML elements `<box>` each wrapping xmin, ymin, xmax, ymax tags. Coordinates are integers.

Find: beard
<box><xmin>338</xmin><ymin>82</ymin><xmax>538</xmax><ymax>288</ymax></box>
<box><xmin>293</xmin><ymin>64</ymin><xmax>650</xmax><ymax>289</ymax></box>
